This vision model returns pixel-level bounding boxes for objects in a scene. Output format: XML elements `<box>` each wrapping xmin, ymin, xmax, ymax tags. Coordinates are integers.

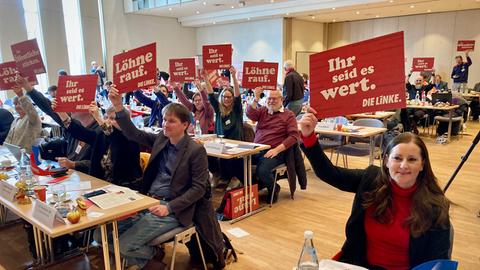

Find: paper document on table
<box><xmin>88</xmin><ymin>188</ymin><xmax>143</xmax><ymax>209</ymax></box>
<box><xmin>224</xmin><ymin>147</ymin><xmax>245</xmax><ymax>154</ymax></box>
<box><xmin>64</xmin><ymin>181</ymin><xmax>91</xmax><ymax>191</ymax></box>
<box><xmin>318</xmin><ymin>259</ymin><xmax>368</xmax><ymax>270</ymax></box>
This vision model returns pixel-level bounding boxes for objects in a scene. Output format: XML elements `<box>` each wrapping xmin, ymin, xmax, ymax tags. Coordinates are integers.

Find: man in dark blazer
<box><xmin>108</xmin><ymin>87</ymin><xmax>209</xmax><ymax>269</ymax></box>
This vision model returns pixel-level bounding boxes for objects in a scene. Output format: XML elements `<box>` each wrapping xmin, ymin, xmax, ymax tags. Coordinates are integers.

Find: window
<box><xmin>22</xmin><ymin>0</ymin><xmax>49</xmax><ymax>91</ymax></box>
<box><xmin>62</xmin><ymin>0</ymin><xmax>86</xmax><ymax>75</ymax></box>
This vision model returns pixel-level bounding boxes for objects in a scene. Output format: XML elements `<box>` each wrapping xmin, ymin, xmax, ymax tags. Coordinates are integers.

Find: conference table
<box><xmin>347</xmin><ymin>111</ymin><xmax>396</xmax><ymax>124</ymax></box>
<box><xmin>0</xmin><ymin>146</ymin><xmax>158</xmax><ymax>270</ymax></box>
<box><xmin>314</xmin><ymin>125</ymin><xmax>387</xmax><ymax>165</ymax></box>
<box><xmin>406</xmin><ymin>104</ymin><xmax>459</xmax><ymax>142</ymax></box>
<box><xmin>196</xmin><ymin>136</ymin><xmax>270</xmax><ymax>223</ymax></box>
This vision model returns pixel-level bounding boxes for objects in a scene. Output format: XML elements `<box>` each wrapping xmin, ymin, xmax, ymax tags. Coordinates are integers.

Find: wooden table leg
<box><xmin>112</xmin><ymin>221</ymin><xmax>122</xmax><ymax>270</ymax></box>
<box><xmin>100</xmin><ymin>224</ymin><xmax>111</xmax><ymax>270</ymax></box>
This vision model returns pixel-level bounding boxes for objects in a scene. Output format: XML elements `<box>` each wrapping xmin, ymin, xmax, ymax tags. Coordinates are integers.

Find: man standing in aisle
<box><xmin>91</xmin><ymin>61</ymin><xmax>106</xmax><ymax>96</ymax></box>
<box><xmin>282</xmin><ymin>60</ymin><xmax>305</xmax><ymax>116</ymax></box>
<box><xmin>451</xmin><ymin>50</ymin><xmax>472</xmax><ymax>93</ymax></box>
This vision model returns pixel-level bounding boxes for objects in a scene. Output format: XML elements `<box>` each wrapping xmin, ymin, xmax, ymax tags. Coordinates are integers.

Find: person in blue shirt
<box><xmin>133</xmin><ymin>85</ymin><xmax>171</xmax><ymax>127</ymax></box>
<box><xmin>451</xmin><ymin>51</ymin><xmax>472</xmax><ymax>93</ymax></box>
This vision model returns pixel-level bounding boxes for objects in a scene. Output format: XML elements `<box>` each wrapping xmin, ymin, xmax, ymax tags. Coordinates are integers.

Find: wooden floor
<box><xmin>1</xmin><ymin>121</ymin><xmax>479</xmax><ymax>269</ymax></box>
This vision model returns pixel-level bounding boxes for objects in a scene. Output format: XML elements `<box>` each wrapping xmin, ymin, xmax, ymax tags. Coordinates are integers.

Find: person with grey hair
<box><xmin>4</xmin><ymin>86</ymin><xmax>41</xmax><ymax>153</ymax></box>
<box><xmin>283</xmin><ymin>60</ymin><xmax>305</xmax><ymax>116</ymax></box>
<box><xmin>246</xmin><ymin>87</ymin><xmax>300</xmax><ymax>202</ymax></box>
<box><xmin>451</xmin><ymin>51</ymin><xmax>472</xmax><ymax>93</ymax></box>
<box><xmin>91</xmin><ymin>60</ymin><xmax>106</xmax><ymax>95</ymax></box>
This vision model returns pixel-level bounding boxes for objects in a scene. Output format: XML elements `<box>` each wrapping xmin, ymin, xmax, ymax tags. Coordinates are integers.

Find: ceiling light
<box><xmin>270</xmin><ymin>0</ymin><xmax>275</xmax><ymax>2</ymax></box>
<box><xmin>213</xmin><ymin>21</ymin><xmax>216</xmax><ymax>24</ymax></box>
<box><xmin>247</xmin><ymin>17</ymin><xmax>250</xmax><ymax>20</ymax></box>
<box><xmin>196</xmin><ymin>10</ymin><xmax>200</xmax><ymax>14</ymax></box>
<box><xmin>389</xmin><ymin>0</ymin><xmax>394</xmax><ymax>2</ymax></box>
<box><xmin>427</xmin><ymin>9</ymin><xmax>431</xmax><ymax>12</ymax></box>
<box><xmin>410</xmin><ymin>5</ymin><xmax>415</xmax><ymax>8</ymax></box>
<box><xmin>311</xmin><ymin>16</ymin><xmax>316</xmax><ymax>19</ymax></box>
<box><xmin>375</xmin><ymin>15</ymin><xmax>380</xmax><ymax>18</ymax></box>
<box><xmin>202</xmin><ymin>1</ymin><xmax>207</xmax><ymax>5</ymax></box>
<box><xmin>332</xmin><ymin>7</ymin><xmax>336</xmax><ymax>10</ymax></box>
<box><xmin>168</xmin><ymin>7</ymin><xmax>172</xmax><ymax>11</ymax></box>
<box><xmin>238</xmin><ymin>1</ymin><xmax>245</xmax><ymax>7</ymax></box>
<box><xmin>332</xmin><ymin>19</ymin><xmax>336</xmax><ymax>22</ymax></box>
<box><xmin>286</xmin><ymin>13</ymin><xmax>290</xmax><ymax>15</ymax></box>
<box><xmin>231</xmin><ymin>5</ymin><xmax>235</xmax><ymax>8</ymax></box>
<box><xmin>356</xmin><ymin>11</ymin><xmax>360</xmax><ymax>14</ymax></box>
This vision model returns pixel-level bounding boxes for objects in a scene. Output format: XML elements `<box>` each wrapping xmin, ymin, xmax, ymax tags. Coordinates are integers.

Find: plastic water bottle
<box><xmin>421</xmin><ymin>90</ymin><xmax>426</xmax><ymax>102</ymax></box>
<box><xmin>19</xmin><ymin>149</ymin><xmax>34</xmax><ymax>194</ymax></box>
<box><xmin>415</xmin><ymin>91</ymin><xmax>420</xmax><ymax>102</ymax></box>
<box><xmin>194</xmin><ymin>120</ymin><xmax>202</xmax><ymax>137</ymax></box>
<box><xmin>297</xmin><ymin>231</ymin><xmax>319</xmax><ymax>270</ymax></box>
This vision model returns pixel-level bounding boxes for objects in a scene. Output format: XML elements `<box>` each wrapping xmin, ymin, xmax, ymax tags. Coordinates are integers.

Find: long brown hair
<box><xmin>362</xmin><ymin>132</ymin><xmax>450</xmax><ymax>237</ymax></box>
<box><xmin>218</xmin><ymin>87</ymin><xmax>234</xmax><ymax>117</ymax></box>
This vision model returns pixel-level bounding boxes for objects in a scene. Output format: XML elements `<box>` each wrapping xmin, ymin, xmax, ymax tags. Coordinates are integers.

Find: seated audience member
<box><xmin>0</xmin><ymin>108</ymin><xmax>14</xmax><ymax>145</ymax></box>
<box><xmin>451</xmin><ymin>51</ymin><xmax>472</xmax><ymax>93</ymax></box>
<box><xmin>436</xmin><ymin>92</ymin><xmax>469</xmax><ymax>136</ymax></box>
<box><xmin>298</xmin><ymin>113</ymin><xmax>452</xmax><ymax>269</ymax></box>
<box><xmin>16</xmin><ymin>74</ymin><xmax>94</xmax><ymax>174</ymax></box>
<box><xmin>5</xmin><ymin>86</ymin><xmax>41</xmax><ymax>152</ymax></box>
<box><xmin>403</xmin><ymin>73</ymin><xmax>434</xmax><ymax>133</ymax></box>
<box><xmin>52</xmin><ymin>99</ymin><xmax>142</xmax><ymax>189</ymax></box>
<box><xmin>133</xmin><ymin>84</ymin><xmax>171</xmax><ymax>127</ymax></box>
<box><xmin>173</xmin><ymin>79</ymin><xmax>214</xmax><ymax>134</ymax></box>
<box><xmin>246</xmin><ymin>87</ymin><xmax>300</xmax><ymax>202</ymax></box>
<box><xmin>470</xmin><ymin>96</ymin><xmax>480</xmax><ymax>121</ymax></box>
<box><xmin>473</xmin><ymin>82</ymin><xmax>480</xmax><ymax>93</ymax></box>
<box><xmin>96</xmin><ymin>87</ymin><xmax>210</xmax><ymax>269</ymax></box>
<box><xmin>47</xmin><ymin>85</ymin><xmax>57</xmax><ymax>99</ymax></box>
<box><xmin>433</xmin><ymin>75</ymin><xmax>448</xmax><ymax>92</ymax></box>
<box><xmin>207</xmin><ymin>67</ymin><xmax>245</xmax><ymax>190</ymax></box>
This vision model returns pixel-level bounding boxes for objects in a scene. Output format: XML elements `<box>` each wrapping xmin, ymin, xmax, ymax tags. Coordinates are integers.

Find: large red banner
<box><xmin>11</xmin><ymin>39</ymin><xmax>46</xmax><ymax>75</ymax></box>
<box><xmin>169</xmin><ymin>58</ymin><xmax>196</xmax><ymax>83</ymax></box>
<box><xmin>202</xmin><ymin>44</ymin><xmax>232</xmax><ymax>70</ymax></box>
<box><xmin>457</xmin><ymin>40</ymin><xmax>475</xmax><ymax>52</ymax></box>
<box><xmin>309</xmin><ymin>32</ymin><xmax>406</xmax><ymax>118</ymax></box>
<box><xmin>411</xmin><ymin>57</ymin><xmax>434</xmax><ymax>72</ymax></box>
<box><xmin>242</xmin><ymin>61</ymin><xmax>278</xmax><ymax>90</ymax></box>
<box><xmin>54</xmin><ymin>75</ymin><xmax>97</xmax><ymax>112</ymax></box>
<box><xmin>0</xmin><ymin>61</ymin><xmax>37</xmax><ymax>90</ymax></box>
<box><xmin>113</xmin><ymin>43</ymin><xmax>157</xmax><ymax>94</ymax></box>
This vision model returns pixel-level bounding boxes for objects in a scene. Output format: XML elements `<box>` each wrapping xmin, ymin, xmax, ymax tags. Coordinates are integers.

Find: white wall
<box><xmin>290</xmin><ymin>19</ymin><xmax>325</xmax><ymax>76</ymax></box>
<box><xmin>327</xmin><ymin>10</ymin><xmax>480</xmax><ymax>88</ymax></box>
<box><xmin>38</xmin><ymin>0</ymin><xmax>69</xmax><ymax>86</ymax></box>
<box><xmin>0</xmin><ymin>0</ymin><xmax>28</xmax><ymax>62</ymax></box>
<box><xmin>102</xmin><ymin>0</ymin><xmax>197</xmax><ymax>79</ymax></box>
<box><xmin>196</xmin><ymin>18</ymin><xmax>284</xmax><ymax>84</ymax></box>
<box><xmin>80</xmin><ymin>0</ymin><xmax>103</xmax><ymax>74</ymax></box>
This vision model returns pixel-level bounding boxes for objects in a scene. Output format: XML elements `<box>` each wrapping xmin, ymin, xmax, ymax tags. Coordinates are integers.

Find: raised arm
<box><xmin>298</xmin><ymin>113</ymin><xmax>369</xmax><ymax>193</ymax></box>
<box><xmin>12</xmin><ymin>86</ymin><xmax>40</xmax><ymax>126</ymax></box>
<box><xmin>246</xmin><ymin>87</ymin><xmax>263</xmax><ymax>121</ymax></box>
<box><xmin>230</xmin><ymin>66</ymin><xmax>240</xmax><ymax>97</ymax></box>
<box><xmin>173</xmin><ymin>82</ymin><xmax>194</xmax><ymax>110</ymax></box>
<box><xmin>109</xmin><ymin>87</ymin><xmax>157</xmax><ymax>147</ymax></box>
<box><xmin>466</xmin><ymin>52</ymin><xmax>472</xmax><ymax>67</ymax></box>
<box><xmin>133</xmin><ymin>90</ymin><xmax>155</xmax><ymax>108</ymax></box>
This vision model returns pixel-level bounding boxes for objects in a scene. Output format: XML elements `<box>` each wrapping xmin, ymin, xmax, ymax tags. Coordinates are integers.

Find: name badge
<box><xmin>225</xmin><ymin>119</ymin><xmax>231</xmax><ymax>126</ymax></box>
<box><xmin>32</xmin><ymin>200</ymin><xmax>66</xmax><ymax>228</ymax></box>
<box><xmin>0</xmin><ymin>181</ymin><xmax>18</xmax><ymax>202</ymax></box>
<box><xmin>75</xmin><ymin>144</ymin><xmax>83</xmax><ymax>154</ymax></box>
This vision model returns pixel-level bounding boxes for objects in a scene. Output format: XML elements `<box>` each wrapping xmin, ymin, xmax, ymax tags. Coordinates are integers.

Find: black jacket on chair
<box><xmin>301</xmin><ymin>141</ymin><xmax>451</xmax><ymax>269</ymax></box>
<box><xmin>66</xmin><ymin>119</ymin><xmax>142</xmax><ymax>188</ymax></box>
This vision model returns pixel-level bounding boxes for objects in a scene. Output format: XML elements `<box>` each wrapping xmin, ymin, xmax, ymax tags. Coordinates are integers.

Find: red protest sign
<box><xmin>0</xmin><ymin>61</ymin><xmax>38</xmax><ymax>90</ymax></box>
<box><xmin>169</xmin><ymin>58</ymin><xmax>196</xmax><ymax>83</ymax></box>
<box><xmin>310</xmin><ymin>31</ymin><xmax>405</xmax><ymax>118</ymax></box>
<box><xmin>457</xmin><ymin>40</ymin><xmax>475</xmax><ymax>52</ymax></box>
<box><xmin>113</xmin><ymin>43</ymin><xmax>157</xmax><ymax>94</ymax></box>
<box><xmin>202</xmin><ymin>44</ymin><xmax>232</xmax><ymax>70</ymax></box>
<box><xmin>11</xmin><ymin>39</ymin><xmax>46</xmax><ymax>75</ymax></box>
<box><xmin>411</xmin><ymin>57</ymin><xmax>434</xmax><ymax>72</ymax></box>
<box><xmin>242</xmin><ymin>61</ymin><xmax>278</xmax><ymax>90</ymax></box>
<box><xmin>54</xmin><ymin>75</ymin><xmax>97</xmax><ymax>112</ymax></box>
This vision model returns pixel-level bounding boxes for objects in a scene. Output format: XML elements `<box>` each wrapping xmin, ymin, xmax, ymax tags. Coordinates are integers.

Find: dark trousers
<box><xmin>252</xmin><ymin>150</ymin><xmax>286</xmax><ymax>193</ymax></box>
<box><xmin>219</xmin><ymin>158</ymin><xmax>244</xmax><ymax>181</ymax></box>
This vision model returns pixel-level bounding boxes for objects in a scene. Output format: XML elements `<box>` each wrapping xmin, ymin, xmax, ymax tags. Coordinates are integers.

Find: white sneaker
<box><xmin>226</xmin><ymin>177</ymin><xmax>243</xmax><ymax>191</ymax></box>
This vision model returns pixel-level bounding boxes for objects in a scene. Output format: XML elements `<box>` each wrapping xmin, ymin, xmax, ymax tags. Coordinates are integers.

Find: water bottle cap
<box><xmin>304</xmin><ymin>230</ymin><xmax>313</xmax><ymax>239</ymax></box>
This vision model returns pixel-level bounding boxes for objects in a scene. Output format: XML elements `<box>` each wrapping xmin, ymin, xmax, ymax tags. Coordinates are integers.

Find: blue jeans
<box><xmin>286</xmin><ymin>98</ymin><xmax>303</xmax><ymax>116</ymax></box>
<box><xmin>252</xmin><ymin>150</ymin><xmax>286</xmax><ymax>192</ymax></box>
<box><xmin>93</xmin><ymin>206</ymin><xmax>180</xmax><ymax>268</ymax></box>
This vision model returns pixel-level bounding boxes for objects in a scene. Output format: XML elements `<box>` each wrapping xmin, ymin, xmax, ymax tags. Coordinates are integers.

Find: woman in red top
<box><xmin>298</xmin><ymin>112</ymin><xmax>451</xmax><ymax>269</ymax></box>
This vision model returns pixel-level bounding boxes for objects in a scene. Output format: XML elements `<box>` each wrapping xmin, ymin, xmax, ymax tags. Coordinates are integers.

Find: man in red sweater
<box><xmin>246</xmin><ymin>87</ymin><xmax>299</xmax><ymax>202</ymax></box>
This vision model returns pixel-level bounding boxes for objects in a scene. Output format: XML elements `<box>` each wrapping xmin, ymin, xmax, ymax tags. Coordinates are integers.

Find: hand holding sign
<box><xmin>298</xmin><ymin>113</ymin><xmax>318</xmax><ymax>137</ymax></box>
<box><xmin>202</xmin><ymin>44</ymin><xmax>232</xmax><ymax>70</ymax></box>
<box><xmin>242</xmin><ymin>61</ymin><xmax>278</xmax><ymax>90</ymax></box>
<box><xmin>108</xmin><ymin>86</ymin><xmax>123</xmax><ymax>112</ymax></box>
<box><xmin>12</xmin><ymin>85</ymin><xmax>24</xmax><ymax>97</ymax></box>
<box><xmin>15</xmin><ymin>73</ymin><xmax>33</xmax><ymax>91</ymax></box>
<box><xmin>54</xmin><ymin>75</ymin><xmax>97</xmax><ymax>112</ymax></box>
